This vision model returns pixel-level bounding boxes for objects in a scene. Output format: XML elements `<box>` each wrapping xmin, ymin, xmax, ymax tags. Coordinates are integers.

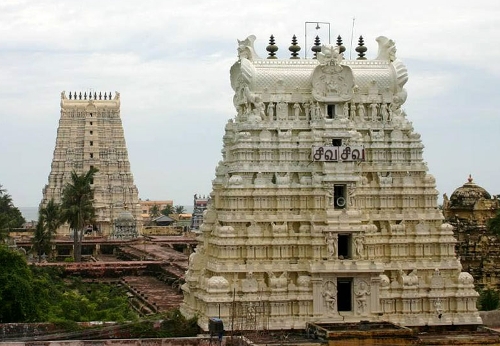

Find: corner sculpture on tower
<box><xmin>41</xmin><ymin>91</ymin><xmax>141</xmax><ymax>236</ymax></box>
<box><xmin>180</xmin><ymin>33</ymin><xmax>481</xmax><ymax>330</ymax></box>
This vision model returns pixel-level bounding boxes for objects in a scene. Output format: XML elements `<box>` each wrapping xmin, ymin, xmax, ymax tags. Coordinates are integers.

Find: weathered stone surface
<box><xmin>444</xmin><ymin>177</ymin><xmax>500</xmax><ymax>289</ymax></box>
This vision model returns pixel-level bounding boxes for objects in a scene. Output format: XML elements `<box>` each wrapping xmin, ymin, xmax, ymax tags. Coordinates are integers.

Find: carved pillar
<box><xmin>311</xmin><ymin>277</ymin><xmax>324</xmax><ymax>316</ymax></box>
<box><xmin>370</xmin><ymin>276</ymin><xmax>381</xmax><ymax>313</ymax></box>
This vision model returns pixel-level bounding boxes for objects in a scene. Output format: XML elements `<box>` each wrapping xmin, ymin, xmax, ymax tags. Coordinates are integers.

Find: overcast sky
<box><xmin>1</xmin><ymin>0</ymin><xmax>499</xmax><ymax>210</ymax></box>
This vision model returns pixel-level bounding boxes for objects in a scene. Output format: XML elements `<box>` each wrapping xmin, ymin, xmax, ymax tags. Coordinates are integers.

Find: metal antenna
<box><xmin>349</xmin><ymin>17</ymin><xmax>356</xmax><ymax>60</ymax></box>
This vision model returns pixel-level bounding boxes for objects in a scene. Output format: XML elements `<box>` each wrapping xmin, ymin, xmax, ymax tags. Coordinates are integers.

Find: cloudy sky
<box><xmin>1</xmin><ymin>0</ymin><xmax>499</xmax><ymax>211</ymax></box>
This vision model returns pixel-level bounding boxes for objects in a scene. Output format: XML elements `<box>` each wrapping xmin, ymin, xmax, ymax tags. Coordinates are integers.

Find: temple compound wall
<box><xmin>41</xmin><ymin>91</ymin><xmax>141</xmax><ymax>236</ymax></box>
<box><xmin>180</xmin><ymin>34</ymin><xmax>481</xmax><ymax>330</ymax></box>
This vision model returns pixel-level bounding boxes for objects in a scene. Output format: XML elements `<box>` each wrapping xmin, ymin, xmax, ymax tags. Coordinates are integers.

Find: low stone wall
<box><xmin>0</xmin><ymin>323</ymin><xmax>58</xmax><ymax>341</ymax></box>
<box><xmin>0</xmin><ymin>337</ymin><xmax>213</xmax><ymax>346</ymax></box>
<box><xmin>480</xmin><ymin>310</ymin><xmax>500</xmax><ymax>327</ymax></box>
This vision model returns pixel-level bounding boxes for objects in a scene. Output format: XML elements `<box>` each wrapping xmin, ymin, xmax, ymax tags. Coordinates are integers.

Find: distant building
<box><xmin>41</xmin><ymin>91</ymin><xmax>141</xmax><ymax>236</ymax></box>
<box><xmin>443</xmin><ymin>176</ymin><xmax>500</xmax><ymax>289</ymax></box>
<box><xmin>190</xmin><ymin>194</ymin><xmax>209</xmax><ymax>231</ymax></box>
<box><xmin>139</xmin><ymin>199</ymin><xmax>173</xmax><ymax>220</ymax></box>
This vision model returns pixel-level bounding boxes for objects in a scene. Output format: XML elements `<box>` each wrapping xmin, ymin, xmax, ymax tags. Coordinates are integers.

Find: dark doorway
<box><xmin>327</xmin><ymin>104</ymin><xmax>336</xmax><ymax>119</ymax></box>
<box><xmin>338</xmin><ymin>234</ymin><xmax>351</xmax><ymax>259</ymax></box>
<box><xmin>82</xmin><ymin>245</ymin><xmax>94</xmax><ymax>255</ymax></box>
<box><xmin>337</xmin><ymin>279</ymin><xmax>352</xmax><ymax>311</ymax></box>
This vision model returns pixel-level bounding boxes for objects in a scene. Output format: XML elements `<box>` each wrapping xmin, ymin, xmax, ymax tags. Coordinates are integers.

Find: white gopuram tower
<box><xmin>181</xmin><ymin>35</ymin><xmax>481</xmax><ymax>330</ymax></box>
<box><xmin>41</xmin><ymin>91</ymin><xmax>141</xmax><ymax>236</ymax></box>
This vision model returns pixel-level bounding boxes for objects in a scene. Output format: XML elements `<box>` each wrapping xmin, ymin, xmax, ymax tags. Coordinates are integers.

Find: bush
<box><xmin>478</xmin><ymin>289</ymin><xmax>500</xmax><ymax>311</ymax></box>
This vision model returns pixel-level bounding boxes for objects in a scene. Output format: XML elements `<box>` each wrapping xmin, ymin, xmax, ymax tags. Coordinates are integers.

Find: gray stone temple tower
<box><xmin>41</xmin><ymin>91</ymin><xmax>141</xmax><ymax>236</ymax></box>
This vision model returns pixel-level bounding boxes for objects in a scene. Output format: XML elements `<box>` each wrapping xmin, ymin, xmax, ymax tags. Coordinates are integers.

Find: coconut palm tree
<box><xmin>60</xmin><ymin>167</ymin><xmax>98</xmax><ymax>262</ymax></box>
<box><xmin>0</xmin><ymin>185</ymin><xmax>25</xmax><ymax>241</ymax></box>
<box><xmin>149</xmin><ymin>204</ymin><xmax>161</xmax><ymax>219</ymax></box>
<box><xmin>33</xmin><ymin>199</ymin><xmax>61</xmax><ymax>261</ymax></box>
<box><xmin>174</xmin><ymin>205</ymin><xmax>186</xmax><ymax>214</ymax></box>
<box><xmin>161</xmin><ymin>204</ymin><xmax>174</xmax><ymax>216</ymax></box>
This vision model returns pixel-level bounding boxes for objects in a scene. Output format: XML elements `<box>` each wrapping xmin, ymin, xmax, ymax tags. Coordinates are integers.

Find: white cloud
<box><xmin>1</xmin><ymin>0</ymin><xmax>500</xmax><ymax>208</ymax></box>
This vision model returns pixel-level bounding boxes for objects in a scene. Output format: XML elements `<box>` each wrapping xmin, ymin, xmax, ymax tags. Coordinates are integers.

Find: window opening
<box><xmin>327</xmin><ymin>104</ymin><xmax>335</xmax><ymax>119</ymax></box>
<box><xmin>334</xmin><ymin>184</ymin><xmax>346</xmax><ymax>209</ymax></box>
<box><xmin>332</xmin><ymin>138</ymin><xmax>342</xmax><ymax>146</ymax></box>
<box><xmin>338</xmin><ymin>234</ymin><xmax>351</xmax><ymax>259</ymax></box>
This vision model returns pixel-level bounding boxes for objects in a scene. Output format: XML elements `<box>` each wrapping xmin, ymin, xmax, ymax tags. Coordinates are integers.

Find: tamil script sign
<box><xmin>312</xmin><ymin>146</ymin><xmax>365</xmax><ymax>162</ymax></box>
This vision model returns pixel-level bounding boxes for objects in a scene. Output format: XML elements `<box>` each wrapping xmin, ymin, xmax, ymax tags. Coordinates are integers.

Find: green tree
<box><xmin>161</xmin><ymin>204</ymin><xmax>174</xmax><ymax>216</ymax></box>
<box><xmin>60</xmin><ymin>167</ymin><xmax>98</xmax><ymax>262</ymax></box>
<box><xmin>487</xmin><ymin>209</ymin><xmax>500</xmax><ymax>237</ymax></box>
<box><xmin>0</xmin><ymin>245</ymin><xmax>39</xmax><ymax>322</ymax></box>
<box><xmin>33</xmin><ymin>199</ymin><xmax>62</xmax><ymax>261</ymax></box>
<box><xmin>174</xmin><ymin>205</ymin><xmax>186</xmax><ymax>214</ymax></box>
<box><xmin>0</xmin><ymin>185</ymin><xmax>25</xmax><ymax>240</ymax></box>
<box><xmin>478</xmin><ymin>288</ymin><xmax>500</xmax><ymax>311</ymax></box>
<box><xmin>149</xmin><ymin>204</ymin><xmax>161</xmax><ymax>219</ymax></box>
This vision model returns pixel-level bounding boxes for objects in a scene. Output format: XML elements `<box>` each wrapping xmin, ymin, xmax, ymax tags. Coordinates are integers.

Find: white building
<box><xmin>181</xmin><ymin>34</ymin><xmax>480</xmax><ymax>330</ymax></box>
<box><xmin>41</xmin><ymin>91</ymin><xmax>141</xmax><ymax>236</ymax></box>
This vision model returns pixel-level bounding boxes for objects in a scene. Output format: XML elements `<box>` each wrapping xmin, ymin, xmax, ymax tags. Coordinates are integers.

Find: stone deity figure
<box><xmin>358</xmin><ymin>103</ymin><xmax>366</xmax><ymax>121</ymax></box>
<box><xmin>442</xmin><ymin>193</ymin><xmax>450</xmax><ymax>210</ymax></box>
<box><xmin>325</xmin><ymin>232</ymin><xmax>338</xmax><ymax>258</ymax></box>
<box><xmin>303</xmin><ymin>102</ymin><xmax>310</xmax><ymax>120</ymax></box>
<box><xmin>380</xmin><ymin>103</ymin><xmax>389</xmax><ymax>122</ymax></box>
<box><xmin>355</xmin><ymin>281</ymin><xmax>370</xmax><ymax>314</ymax></box>
<box><xmin>343</xmin><ymin>102</ymin><xmax>349</xmax><ymax>118</ymax></box>
<box><xmin>354</xmin><ymin>236</ymin><xmax>365</xmax><ymax>258</ymax></box>
<box><xmin>309</xmin><ymin>102</ymin><xmax>316</xmax><ymax>120</ymax></box>
<box><xmin>322</xmin><ymin>281</ymin><xmax>337</xmax><ymax>312</ymax></box>
<box><xmin>370</xmin><ymin>103</ymin><xmax>378</xmax><ymax>121</ymax></box>
<box><xmin>293</xmin><ymin>102</ymin><xmax>301</xmax><ymax>120</ymax></box>
<box><xmin>348</xmin><ymin>185</ymin><xmax>356</xmax><ymax>207</ymax></box>
<box><xmin>315</xmin><ymin>102</ymin><xmax>322</xmax><ymax>119</ymax></box>
<box><xmin>267</xmin><ymin>102</ymin><xmax>275</xmax><ymax>120</ymax></box>
<box><xmin>350</xmin><ymin>102</ymin><xmax>356</xmax><ymax>120</ymax></box>
<box><xmin>277</xmin><ymin>101</ymin><xmax>288</xmax><ymax>121</ymax></box>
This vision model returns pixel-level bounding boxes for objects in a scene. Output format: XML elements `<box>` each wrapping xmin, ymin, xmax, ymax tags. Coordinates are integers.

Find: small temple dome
<box><xmin>111</xmin><ymin>207</ymin><xmax>138</xmax><ymax>240</ymax></box>
<box><xmin>115</xmin><ymin>209</ymin><xmax>135</xmax><ymax>225</ymax></box>
<box><xmin>448</xmin><ymin>175</ymin><xmax>491</xmax><ymax>210</ymax></box>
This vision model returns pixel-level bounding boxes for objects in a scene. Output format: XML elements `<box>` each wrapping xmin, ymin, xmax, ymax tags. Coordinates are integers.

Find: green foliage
<box><xmin>33</xmin><ymin>199</ymin><xmax>62</xmax><ymax>260</ymax></box>
<box><xmin>0</xmin><ymin>245</ymin><xmax>39</xmax><ymax>322</ymax></box>
<box><xmin>161</xmin><ymin>204</ymin><xmax>174</xmax><ymax>216</ymax></box>
<box><xmin>60</xmin><ymin>167</ymin><xmax>98</xmax><ymax>262</ymax></box>
<box><xmin>487</xmin><ymin>209</ymin><xmax>500</xmax><ymax>237</ymax></box>
<box><xmin>149</xmin><ymin>204</ymin><xmax>161</xmax><ymax>219</ymax></box>
<box><xmin>174</xmin><ymin>205</ymin><xmax>186</xmax><ymax>214</ymax></box>
<box><xmin>478</xmin><ymin>288</ymin><xmax>500</xmax><ymax>311</ymax></box>
<box><xmin>0</xmin><ymin>261</ymin><xmax>138</xmax><ymax>323</ymax></box>
<box><xmin>128</xmin><ymin>309</ymin><xmax>198</xmax><ymax>338</ymax></box>
<box><xmin>0</xmin><ymin>185</ymin><xmax>26</xmax><ymax>240</ymax></box>
<box><xmin>37</xmin><ymin>274</ymin><xmax>138</xmax><ymax>323</ymax></box>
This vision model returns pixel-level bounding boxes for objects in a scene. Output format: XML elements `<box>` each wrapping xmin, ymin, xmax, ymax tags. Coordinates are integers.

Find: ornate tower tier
<box><xmin>181</xmin><ymin>35</ymin><xmax>481</xmax><ymax>330</ymax></box>
<box><xmin>41</xmin><ymin>91</ymin><xmax>141</xmax><ymax>236</ymax></box>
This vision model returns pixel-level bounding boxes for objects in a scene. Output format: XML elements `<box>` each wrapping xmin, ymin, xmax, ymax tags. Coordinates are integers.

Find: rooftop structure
<box><xmin>190</xmin><ymin>194</ymin><xmax>209</xmax><ymax>231</ymax></box>
<box><xmin>443</xmin><ymin>176</ymin><xmax>500</xmax><ymax>289</ymax></box>
<box><xmin>41</xmin><ymin>91</ymin><xmax>141</xmax><ymax>236</ymax></box>
<box><xmin>181</xmin><ymin>33</ymin><xmax>481</xmax><ymax>330</ymax></box>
